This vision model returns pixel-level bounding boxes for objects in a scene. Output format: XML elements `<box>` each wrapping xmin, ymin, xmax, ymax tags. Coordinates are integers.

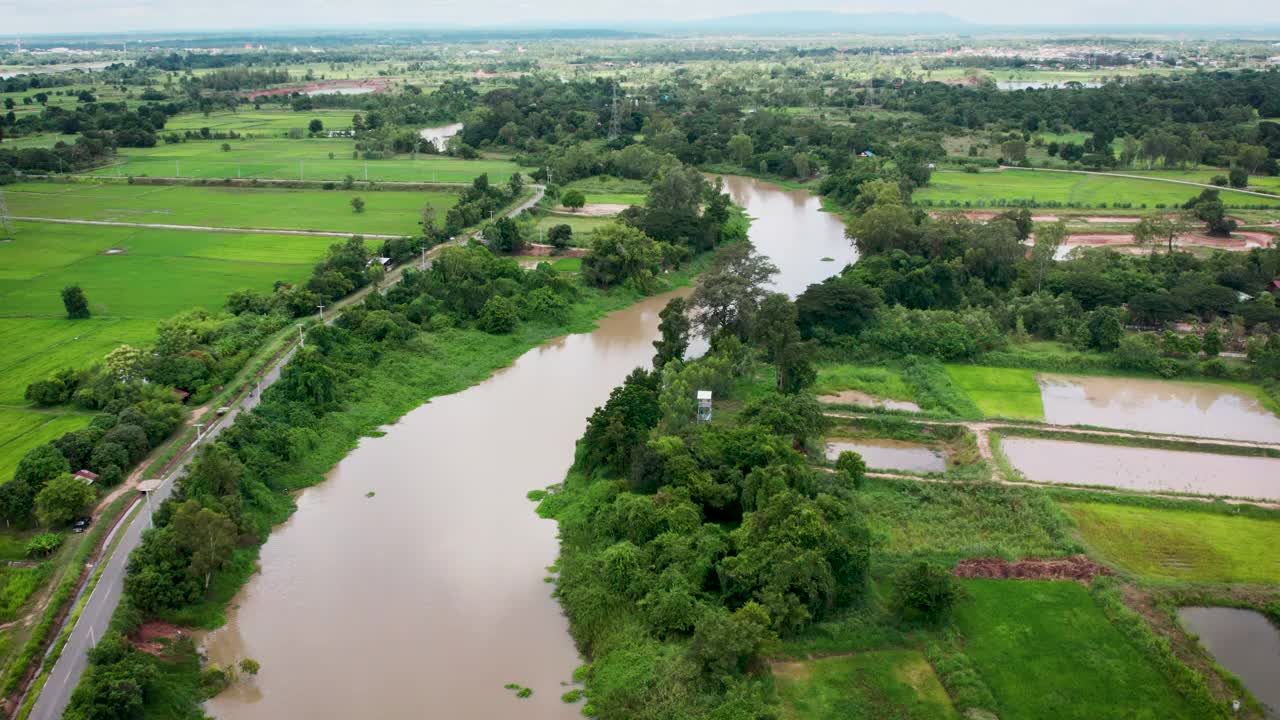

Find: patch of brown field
<box><xmin>770</xmin><ymin>659</ymin><xmax>813</xmax><ymax>682</ymax></box>
<box><xmin>953</xmin><ymin>555</ymin><xmax>1111</xmax><ymax>581</ymax></box>
<box><xmin>554</xmin><ymin>203</ymin><xmax>630</xmax><ymax>216</ymax></box>
<box><xmin>519</xmin><ymin>243</ymin><xmax>586</xmax><ymax>257</ymax></box>
<box><xmin>132</xmin><ymin>621</ymin><xmax>187</xmax><ymax>656</ymax></box>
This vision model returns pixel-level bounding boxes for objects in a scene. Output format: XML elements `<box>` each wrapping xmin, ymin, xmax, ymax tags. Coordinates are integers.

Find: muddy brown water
<box><xmin>1000</xmin><ymin>437</ymin><xmax>1280</xmax><ymax>500</ymax></box>
<box><xmin>825</xmin><ymin>439</ymin><xmax>946</xmax><ymax>473</ymax></box>
<box><xmin>418</xmin><ymin>122</ymin><xmax>464</xmax><ymax>152</ymax></box>
<box><xmin>1178</xmin><ymin>607</ymin><xmax>1280</xmax><ymax>718</ymax></box>
<box><xmin>202</xmin><ymin>175</ymin><xmax>849</xmax><ymax>719</ymax></box>
<box><xmin>1038</xmin><ymin>374</ymin><xmax>1280</xmax><ymax>443</ymax></box>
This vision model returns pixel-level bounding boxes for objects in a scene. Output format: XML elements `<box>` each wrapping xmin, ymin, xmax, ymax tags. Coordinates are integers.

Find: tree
<box><xmin>893</xmin><ymin>561</ymin><xmax>957</xmax><ymax>625</ymax></box>
<box><xmin>35</xmin><ymin>474</ymin><xmax>95</xmax><ymax>527</ymax></box>
<box><xmin>62</xmin><ymin>285</ymin><xmax>90</xmax><ymax>319</ymax></box>
<box><xmin>835</xmin><ymin>451</ymin><xmax>866</xmax><ymax>488</ymax></box>
<box><xmin>561</xmin><ymin>189</ymin><xmax>586</xmax><ymax>212</ymax></box>
<box><xmin>689</xmin><ymin>243</ymin><xmax>778</xmax><ymax>340</ymax></box>
<box><xmin>728</xmin><ymin>133</ymin><xmax>754</xmax><ymax>166</ymax></box>
<box><xmin>0</xmin><ymin>481</ymin><xmax>35</xmax><ymax>527</ymax></box>
<box><xmin>104</xmin><ymin>344</ymin><xmax>146</xmax><ymax>382</ymax></box>
<box><xmin>14</xmin><ymin>444</ymin><xmax>69</xmax><ymax>490</ymax></box>
<box><xmin>775</xmin><ymin>341</ymin><xmax>817</xmax><ymax>394</ymax></box>
<box><xmin>1132</xmin><ymin>216</ymin><xmax>1189</xmax><ymax>253</ymax></box>
<box><xmin>1235</xmin><ymin>144</ymin><xmax>1268</xmax><ymax>175</ymax></box>
<box><xmin>482</xmin><ymin>217</ymin><xmax>524</xmax><ymax>254</ymax></box>
<box><xmin>350</xmin><ymin>196</ymin><xmax>365</xmax><ymax>214</ymax></box>
<box><xmin>1087</xmin><ymin>308</ymin><xmax>1125</xmax><ymax>351</ymax></box>
<box><xmin>308</xmin><ymin>119</ymin><xmax>324</xmax><ymax>134</ymax></box>
<box><xmin>170</xmin><ymin>500</ymin><xmax>237</xmax><ymax>590</ymax></box>
<box><xmin>1183</xmin><ymin>189</ymin><xmax>1236</xmax><ymax>237</ymax></box>
<box><xmin>647</xmin><ymin>165</ymin><xmax>707</xmax><ymax>215</ymax></box>
<box><xmin>652</xmin><ymin>297</ymin><xmax>691</xmax><ymax>370</ymax></box>
<box><xmin>1000</xmin><ymin>139</ymin><xmax>1028</xmax><ymax>163</ymax></box>
<box><xmin>478</xmin><ymin>295</ymin><xmax>519</xmax><ymax>334</ymax></box>
<box><xmin>739</xmin><ymin>393</ymin><xmax>829</xmax><ymax>449</ymax></box>
<box><xmin>280</xmin><ymin>347</ymin><xmax>339</xmax><ymax>407</ymax></box>
<box><xmin>1031</xmin><ymin>221</ymin><xmax>1067</xmax><ymax>291</ymax></box>
<box><xmin>581</xmin><ymin>223</ymin><xmax>662</xmax><ymax>291</ymax></box>
<box><xmin>795</xmin><ymin>279</ymin><xmax>881</xmax><ymax>338</ymax></box>
<box><xmin>753</xmin><ymin>293</ymin><xmax>800</xmax><ymax>363</ymax></box>
<box><xmin>1203</xmin><ymin>328</ymin><xmax>1222</xmax><ymax>357</ymax></box>
<box><xmin>1228</xmin><ymin>167</ymin><xmax>1249</xmax><ymax>189</ymax></box>
<box><xmin>547</xmin><ymin>224</ymin><xmax>572</xmax><ymax>251</ymax></box>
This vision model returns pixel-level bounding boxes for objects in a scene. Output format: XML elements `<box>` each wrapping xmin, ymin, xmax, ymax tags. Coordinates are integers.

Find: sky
<box><xmin>3</xmin><ymin>0</ymin><xmax>1280</xmax><ymax>36</ymax></box>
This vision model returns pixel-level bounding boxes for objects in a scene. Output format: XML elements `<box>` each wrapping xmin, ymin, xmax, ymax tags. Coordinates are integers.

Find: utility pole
<box><xmin>316</xmin><ymin>303</ymin><xmax>325</xmax><ymax>321</ymax></box>
<box><xmin>421</xmin><ymin>247</ymin><xmax>427</xmax><ymax>269</ymax></box>
<box><xmin>194</xmin><ymin>422</ymin><xmax>206</xmax><ymax>441</ymax></box>
<box><xmin>297</xmin><ymin>324</ymin><xmax>306</xmax><ymax>347</ymax></box>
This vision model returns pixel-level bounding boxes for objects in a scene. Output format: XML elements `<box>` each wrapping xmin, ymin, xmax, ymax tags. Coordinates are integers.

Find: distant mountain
<box><xmin>654</xmin><ymin>11</ymin><xmax>971</xmax><ymax>34</ymax></box>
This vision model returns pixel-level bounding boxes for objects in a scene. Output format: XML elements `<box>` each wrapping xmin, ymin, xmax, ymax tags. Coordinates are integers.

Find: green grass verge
<box><xmin>943</xmin><ymin>365</ymin><xmax>1044</xmax><ymax>420</ymax></box>
<box><xmin>773</xmin><ymin>650</ymin><xmax>960</xmax><ymax>720</ymax></box>
<box><xmin>954</xmin><ymin>579</ymin><xmax>1202</xmax><ymax>720</ymax></box>
<box><xmin>1064</xmin><ymin>502</ymin><xmax>1280</xmax><ymax>584</ymax></box>
<box><xmin>915</xmin><ymin>169</ymin><xmax>1280</xmax><ymax>209</ymax></box>
<box><xmin>83</xmin><ymin>137</ymin><xmax>530</xmax><ymax>183</ymax></box>
<box><xmin>3</xmin><ymin>183</ymin><xmax>452</xmax><ymax>235</ymax></box>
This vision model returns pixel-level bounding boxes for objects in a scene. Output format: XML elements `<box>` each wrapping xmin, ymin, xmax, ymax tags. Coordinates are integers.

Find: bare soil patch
<box><xmin>953</xmin><ymin>555</ymin><xmax>1112</xmax><ymax>582</ymax></box>
<box><xmin>519</xmin><ymin>243</ymin><xmax>587</xmax><ymax>258</ymax></box>
<box><xmin>553</xmin><ymin>203</ymin><xmax>630</xmax><ymax>216</ymax></box>
<box><xmin>131</xmin><ymin>621</ymin><xmax>187</xmax><ymax>656</ymax></box>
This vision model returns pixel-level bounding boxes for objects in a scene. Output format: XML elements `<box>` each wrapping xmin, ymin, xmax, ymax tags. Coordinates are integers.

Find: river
<box><xmin>201</xmin><ymin>175</ymin><xmax>852</xmax><ymax>719</ymax></box>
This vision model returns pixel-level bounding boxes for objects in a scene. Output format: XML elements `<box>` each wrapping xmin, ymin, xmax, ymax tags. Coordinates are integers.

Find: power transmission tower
<box><xmin>0</xmin><ymin>190</ymin><xmax>14</xmax><ymax>238</ymax></box>
<box><xmin>608</xmin><ymin>82</ymin><xmax>622</xmax><ymax>140</ymax></box>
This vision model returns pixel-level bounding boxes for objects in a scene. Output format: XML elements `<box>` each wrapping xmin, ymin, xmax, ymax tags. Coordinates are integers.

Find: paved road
<box><xmin>21</xmin><ymin>184</ymin><xmax>543</xmax><ymax>720</ymax></box>
<box><xmin>24</xmin><ymin>347</ymin><xmax>295</xmax><ymax>720</ymax></box>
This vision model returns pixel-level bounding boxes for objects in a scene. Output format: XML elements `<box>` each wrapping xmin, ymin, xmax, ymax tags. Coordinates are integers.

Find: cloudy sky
<box><xmin>3</xmin><ymin>0</ymin><xmax>1279</xmax><ymax>35</ymax></box>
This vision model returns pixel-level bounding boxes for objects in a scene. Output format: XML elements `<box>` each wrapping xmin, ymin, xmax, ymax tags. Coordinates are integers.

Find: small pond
<box><xmin>997</xmin><ymin>81</ymin><xmax>1103</xmax><ymax>90</ymax></box>
<box><xmin>1178</xmin><ymin>607</ymin><xmax>1280</xmax><ymax>717</ymax></box>
<box><xmin>825</xmin><ymin>439</ymin><xmax>946</xmax><ymax>474</ymax></box>
<box><xmin>304</xmin><ymin>86</ymin><xmax>375</xmax><ymax>96</ymax></box>
<box><xmin>1000</xmin><ymin>437</ymin><xmax>1280</xmax><ymax>500</ymax></box>
<box><xmin>419</xmin><ymin>122</ymin><xmax>464</xmax><ymax>151</ymax></box>
<box><xmin>1038</xmin><ymin>374</ymin><xmax>1280</xmax><ymax>443</ymax></box>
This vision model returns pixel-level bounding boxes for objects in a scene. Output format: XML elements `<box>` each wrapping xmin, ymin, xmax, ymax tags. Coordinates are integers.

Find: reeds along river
<box><xmin>201</xmin><ymin>176</ymin><xmax>854</xmax><ymax>719</ymax></box>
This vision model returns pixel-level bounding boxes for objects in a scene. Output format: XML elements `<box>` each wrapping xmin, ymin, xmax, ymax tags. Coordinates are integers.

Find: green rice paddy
<box><xmin>916</xmin><ymin>169</ymin><xmax>1280</xmax><ymax>208</ymax></box>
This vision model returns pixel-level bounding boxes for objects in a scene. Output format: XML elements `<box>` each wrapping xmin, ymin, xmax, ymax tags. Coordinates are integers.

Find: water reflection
<box><xmin>825</xmin><ymin>439</ymin><xmax>945</xmax><ymax>473</ymax></box>
<box><xmin>1002</xmin><ymin>437</ymin><xmax>1280</xmax><ymax>500</ymax></box>
<box><xmin>1038</xmin><ymin>374</ymin><xmax>1280</xmax><ymax>443</ymax></box>
<box><xmin>1179</xmin><ymin>607</ymin><xmax>1280</xmax><ymax>718</ymax></box>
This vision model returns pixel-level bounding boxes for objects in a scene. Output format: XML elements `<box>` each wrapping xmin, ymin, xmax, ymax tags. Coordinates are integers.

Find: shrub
<box><xmin>25</xmin><ymin>532</ymin><xmax>63</xmax><ymax>557</ymax></box>
<box><xmin>478</xmin><ymin>296</ymin><xmax>519</xmax><ymax>334</ymax></box>
<box><xmin>893</xmin><ymin>561</ymin><xmax>958</xmax><ymax>625</ymax></box>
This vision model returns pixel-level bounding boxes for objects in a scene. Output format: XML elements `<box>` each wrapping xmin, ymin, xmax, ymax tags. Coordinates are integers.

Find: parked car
<box><xmin>72</xmin><ymin>516</ymin><xmax>92</xmax><ymax>533</ymax></box>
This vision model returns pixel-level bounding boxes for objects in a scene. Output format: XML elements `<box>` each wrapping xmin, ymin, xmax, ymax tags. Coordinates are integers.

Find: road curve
<box><xmin>21</xmin><ymin>185</ymin><xmax>543</xmax><ymax>720</ymax></box>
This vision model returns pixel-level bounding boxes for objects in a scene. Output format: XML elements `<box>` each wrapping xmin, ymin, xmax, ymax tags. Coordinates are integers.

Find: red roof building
<box><xmin>74</xmin><ymin>469</ymin><xmax>98</xmax><ymax>484</ymax></box>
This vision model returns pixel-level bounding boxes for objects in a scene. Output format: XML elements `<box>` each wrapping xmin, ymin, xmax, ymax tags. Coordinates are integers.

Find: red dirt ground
<box><xmin>131</xmin><ymin>621</ymin><xmax>186</xmax><ymax>656</ymax></box>
<box><xmin>953</xmin><ymin>555</ymin><xmax>1112</xmax><ymax>581</ymax></box>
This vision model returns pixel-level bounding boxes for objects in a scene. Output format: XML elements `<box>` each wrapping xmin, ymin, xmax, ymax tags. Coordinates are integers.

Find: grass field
<box><xmin>1123</xmin><ymin>170</ymin><xmax>1280</xmax><ymax>195</ymax></box>
<box><xmin>916</xmin><ymin>169</ymin><xmax>1280</xmax><ymax>208</ymax></box>
<box><xmin>853</xmin><ymin>478</ymin><xmax>1072</xmax><ymax>561</ymax></box>
<box><xmin>813</xmin><ymin>364</ymin><xmax>917</xmax><ymax>403</ymax></box>
<box><xmin>1064</xmin><ymin>502</ymin><xmax>1280</xmax><ymax>584</ymax></box>
<box><xmin>4</xmin><ymin>183</ymin><xmax>452</xmax><ymax>236</ymax></box>
<box><xmin>0</xmin><ymin>219</ymin><xmax>330</xmax><ymax>475</ymax></box>
<box><xmin>773</xmin><ymin>650</ymin><xmax>960</xmax><ymax>720</ymax></box>
<box><xmin>944</xmin><ymin>366</ymin><xmax>1044</xmax><ymax>420</ymax></box>
<box><xmin>0</xmin><ymin>409</ymin><xmax>94</xmax><ymax>482</ymax></box>
<box><xmin>534</xmin><ymin>214</ymin><xmax>613</xmax><ymax>241</ymax></box>
<box><xmin>163</xmin><ymin>110</ymin><xmax>356</xmax><ymax>135</ymax></box>
<box><xmin>955</xmin><ymin>580</ymin><xmax>1199</xmax><ymax>720</ymax></box>
<box><xmin>82</xmin><ymin>137</ymin><xmax>531</xmax><ymax>183</ymax></box>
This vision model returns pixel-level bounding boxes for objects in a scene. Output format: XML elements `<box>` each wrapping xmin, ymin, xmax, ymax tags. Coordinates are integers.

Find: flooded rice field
<box><xmin>202</xmin><ymin>175</ymin><xmax>849</xmax><ymax>719</ymax></box>
<box><xmin>1000</xmin><ymin>437</ymin><xmax>1280</xmax><ymax>500</ymax></box>
<box><xmin>1178</xmin><ymin>607</ymin><xmax>1280</xmax><ymax>718</ymax></box>
<box><xmin>1037</xmin><ymin>374</ymin><xmax>1280</xmax><ymax>443</ymax></box>
<box><xmin>825</xmin><ymin>439</ymin><xmax>946</xmax><ymax>473</ymax></box>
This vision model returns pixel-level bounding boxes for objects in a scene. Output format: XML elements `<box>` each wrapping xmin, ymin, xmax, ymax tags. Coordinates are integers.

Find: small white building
<box><xmin>696</xmin><ymin>390</ymin><xmax>713</xmax><ymax>424</ymax></box>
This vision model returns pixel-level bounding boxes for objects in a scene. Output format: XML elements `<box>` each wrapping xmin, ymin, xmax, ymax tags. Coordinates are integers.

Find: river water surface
<box><xmin>202</xmin><ymin>175</ymin><xmax>851</xmax><ymax>719</ymax></box>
